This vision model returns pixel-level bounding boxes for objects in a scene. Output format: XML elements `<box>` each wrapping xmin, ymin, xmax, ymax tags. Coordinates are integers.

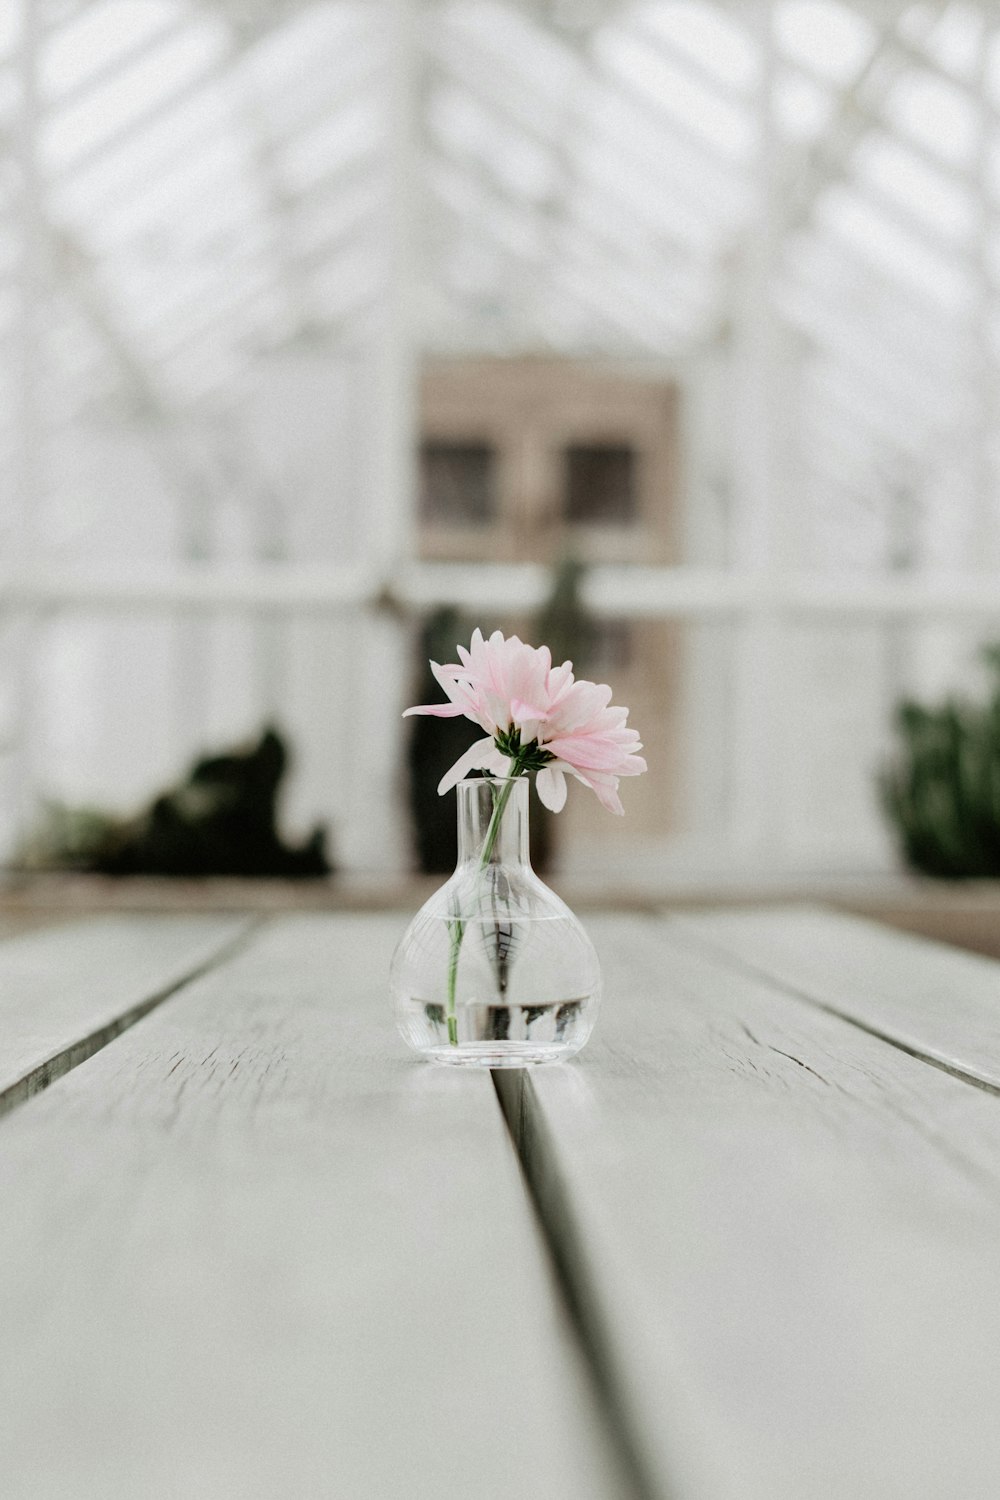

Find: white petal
<box><xmin>536</xmin><ymin>765</ymin><xmax>568</xmax><ymax>813</ymax></box>
<box><xmin>437</xmin><ymin>736</ymin><xmax>497</xmax><ymax>795</ymax></box>
<box><xmin>482</xmin><ymin>747</ymin><xmax>512</xmax><ymax>777</ymax></box>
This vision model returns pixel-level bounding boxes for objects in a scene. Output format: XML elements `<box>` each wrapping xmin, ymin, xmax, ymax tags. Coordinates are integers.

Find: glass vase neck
<box><xmin>456</xmin><ymin>776</ymin><xmax>531</xmax><ymax>869</ymax></box>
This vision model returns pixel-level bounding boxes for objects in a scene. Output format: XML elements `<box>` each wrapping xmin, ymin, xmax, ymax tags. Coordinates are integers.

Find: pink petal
<box><xmin>571</xmin><ymin>767</ymin><xmax>624</xmax><ymax>814</ymax></box>
<box><xmin>547</xmin><ymin>663</ymin><xmax>575</xmax><ymax>702</ymax></box>
<box><xmin>618</xmin><ymin>754</ymin><xmax>647</xmax><ymax>777</ymax></box>
<box><xmin>510</xmin><ymin>697</ymin><xmax>550</xmax><ymax>743</ymax></box>
<box><xmin>591</xmin><ymin>780</ymin><xmax>625</xmax><ymax>815</ymax></box>
<box><xmin>543</xmin><ymin>679</ymin><xmax>613</xmax><ymax>735</ymax></box>
<box><xmin>563</xmin><ymin>764</ymin><xmax>626</xmax><ymax>815</ymax></box>
<box><xmin>543</xmin><ymin>733</ymin><xmax>635</xmax><ymax>772</ymax></box>
<box><xmin>402</xmin><ymin>701</ymin><xmax>465</xmax><ymax>718</ymax></box>
<box><xmin>430</xmin><ymin>660</ymin><xmax>471</xmax><ymax>705</ymax></box>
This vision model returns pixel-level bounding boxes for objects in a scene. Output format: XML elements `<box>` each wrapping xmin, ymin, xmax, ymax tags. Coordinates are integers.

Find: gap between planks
<box><xmin>666</xmin><ymin>920</ymin><xmax>1000</xmax><ymax>1103</ymax></box>
<box><xmin>0</xmin><ymin>919</ymin><xmax>258</xmax><ymax>1120</ymax></box>
<box><xmin>492</xmin><ymin>918</ymin><xmax>1000</xmax><ymax>1500</ymax></box>
<box><xmin>492</xmin><ymin>1067</ymin><xmax>672</xmax><ymax>1500</ymax></box>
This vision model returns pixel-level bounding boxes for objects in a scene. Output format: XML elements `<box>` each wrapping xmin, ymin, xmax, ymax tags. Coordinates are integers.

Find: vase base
<box><xmin>424</xmin><ymin>1041</ymin><xmax>580</xmax><ymax>1068</ymax></box>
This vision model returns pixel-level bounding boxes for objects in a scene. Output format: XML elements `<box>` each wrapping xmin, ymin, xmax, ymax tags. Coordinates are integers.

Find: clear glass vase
<box><xmin>391</xmin><ymin>776</ymin><xmax>602</xmax><ymax>1066</ymax></box>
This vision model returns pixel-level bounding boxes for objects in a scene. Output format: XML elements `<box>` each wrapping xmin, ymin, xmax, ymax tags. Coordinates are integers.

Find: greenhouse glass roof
<box><xmin>3</xmin><ymin>2</ymin><xmax>997</xmax><ymax>547</ymax></box>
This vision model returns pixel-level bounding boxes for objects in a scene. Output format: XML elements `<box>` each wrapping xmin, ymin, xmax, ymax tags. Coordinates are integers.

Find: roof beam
<box><xmin>772</xmin><ymin>3</ymin><xmax>947</xmax><ymax>239</ymax></box>
<box><xmin>700</xmin><ymin>3</ymin><xmax>948</xmax><ymax>356</ymax></box>
<box><xmin>224</xmin><ymin>22</ymin><xmax>318</xmax><ymax>339</ymax></box>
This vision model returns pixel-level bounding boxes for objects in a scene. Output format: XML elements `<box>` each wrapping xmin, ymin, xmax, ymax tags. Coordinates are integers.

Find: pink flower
<box><xmin>403</xmin><ymin>628</ymin><xmax>646</xmax><ymax>814</ymax></box>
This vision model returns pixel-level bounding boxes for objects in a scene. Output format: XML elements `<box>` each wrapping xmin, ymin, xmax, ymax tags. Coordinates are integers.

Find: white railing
<box><xmin>4</xmin><ymin>561</ymin><xmax>999</xmax><ymax>877</ymax></box>
<box><xmin>4</xmin><ymin>563</ymin><xmax>1000</xmax><ymax>619</ymax></box>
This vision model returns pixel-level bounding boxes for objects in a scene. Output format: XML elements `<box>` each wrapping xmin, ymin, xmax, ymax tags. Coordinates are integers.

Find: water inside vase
<box><xmin>394</xmin><ymin>912</ymin><xmax>598</xmax><ymax>1065</ymax></box>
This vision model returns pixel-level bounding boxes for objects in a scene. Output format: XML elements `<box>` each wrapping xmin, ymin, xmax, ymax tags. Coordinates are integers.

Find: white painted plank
<box><xmin>672</xmin><ymin>904</ymin><xmax>1000</xmax><ymax>1090</ymax></box>
<box><xmin>0</xmin><ymin>913</ymin><xmax>622</xmax><ymax>1500</ymax></box>
<box><xmin>0</xmin><ymin>914</ymin><xmax>251</xmax><ymax>1111</ymax></box>
<box><xmin>508</xmin><ymin>913</ymin><xmax>1000</xmax><ymax>1500</ymax></box>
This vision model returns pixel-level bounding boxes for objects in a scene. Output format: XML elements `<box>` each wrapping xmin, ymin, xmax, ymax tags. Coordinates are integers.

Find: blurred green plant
<box><xmin>17</xmin><ymin>802</ymin><xmax>117</xmax><ymax>872</ymax></box>
<box><xmin>16</xmin><ymin>725</ymin><xmax>331</xmax><ymax>878</ymax></box>
<box><xmin>880</xmin><ymin>645</ymin><xmax>1000</xmax><ymax>878</ymax></box>
<box><xmin>535</xmin><ymin>554</ymin><xmax>597</xmax><ymax>674</ymax></box>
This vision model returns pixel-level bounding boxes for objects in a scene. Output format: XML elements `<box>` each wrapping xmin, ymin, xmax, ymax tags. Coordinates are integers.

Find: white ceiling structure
<box><xmin>3</xmin><ymin>1</ymin><xmax>998</xmax><ymax>565</ymax></box>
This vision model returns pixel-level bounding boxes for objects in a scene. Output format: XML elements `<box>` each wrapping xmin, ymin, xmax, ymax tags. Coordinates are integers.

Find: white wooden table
<box><xmin>3</xmin><ymin>906</ymin><xmax>1000</xmax><ymax>1499</ymax></box>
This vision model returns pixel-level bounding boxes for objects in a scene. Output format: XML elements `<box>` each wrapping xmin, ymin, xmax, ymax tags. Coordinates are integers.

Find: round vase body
<box><xmin>391</xmin><ymin>777</ymin><xmax>601</xmax><ymax>1066</ymax></box>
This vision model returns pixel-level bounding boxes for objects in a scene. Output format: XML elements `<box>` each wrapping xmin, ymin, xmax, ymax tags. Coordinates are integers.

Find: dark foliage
<box><xmin>24</xmin><ymin>726</ymin><xmax>331</xmax><ymax>878</ymax></box>
<box><xmin>406</xmin><ymin>608</ymin><xmax>482</xmax><ymax>874</ymax></box>
<box><xmin>880</xmin><ymin>646</ymin><xmax>1000</xmax><ymax>879</ymax></box>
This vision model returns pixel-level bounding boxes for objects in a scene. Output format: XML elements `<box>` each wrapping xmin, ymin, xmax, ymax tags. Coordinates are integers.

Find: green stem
<box><xmin>445</xmin><ymin>761</ymin><xmax>526</xmax><ymax>1046</ymax></box>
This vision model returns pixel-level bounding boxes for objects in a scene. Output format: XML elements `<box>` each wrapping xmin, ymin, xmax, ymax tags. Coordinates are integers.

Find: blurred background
<box><xmin>4</xmin><ymin>0</ymin><xmax>1000</xmax><ymax>897</ymax></box>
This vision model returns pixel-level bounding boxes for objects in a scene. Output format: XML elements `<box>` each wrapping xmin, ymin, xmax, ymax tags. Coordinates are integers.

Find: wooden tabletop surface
<box><xmin>3</xmin><ymin>905</ymin><xmax>1000</xmax><ymax>1499</ymax></box>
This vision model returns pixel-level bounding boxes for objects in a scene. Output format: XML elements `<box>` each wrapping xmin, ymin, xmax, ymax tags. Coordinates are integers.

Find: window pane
<box><xmin>420</xmin><ymin>441</ymin><xmax>496</xmax><ymax>524</ymax></box>
<box><xmin>565</xmin><ymin>443</ymin><xmax>637</xmax><ymax>525</ymax></box>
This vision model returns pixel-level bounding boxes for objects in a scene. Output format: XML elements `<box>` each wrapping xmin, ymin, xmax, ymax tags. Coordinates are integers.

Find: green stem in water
<box><xmin>445</xmin><ymin>760</ymin><xmax>526</xmax><ymax>1046</ymax></box>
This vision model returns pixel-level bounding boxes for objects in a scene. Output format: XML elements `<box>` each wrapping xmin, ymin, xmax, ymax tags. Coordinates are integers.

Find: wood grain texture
<box><xmin>672</xmin><ymin>904</ymin><xmax>1000</xmax><ymax>1090</ymax></box>
<box><xmin>0</xmin><ymin>913</ymin><xmax>623</xmax><ymax>1500</ymax></box>
<box><xmin>512</xmin><ymin>913</ymin><xmax>1000</xmax><ymax>1500</ymax></box>
<box><xmin>0</xmin><ymin>914</ymin><xmax>252</xmax><ymax>1113</ymax></box>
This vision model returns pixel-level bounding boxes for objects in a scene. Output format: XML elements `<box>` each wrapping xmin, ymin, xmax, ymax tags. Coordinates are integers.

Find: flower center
<box><xmin>494</xmin><ymin>727</ymin><xmax>554</xmax><ymax>774</ymax></box>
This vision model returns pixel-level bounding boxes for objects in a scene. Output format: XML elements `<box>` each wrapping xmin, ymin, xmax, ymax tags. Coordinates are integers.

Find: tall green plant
<box><xmin>881</xmin><ymin>646</ymin><xmax>1000</xmax><ymax>878</ymax></box>
<box><xmin>535</xmin><ymin>555</ymin><xmax>597</xmax><ymax>674</ymax></box>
